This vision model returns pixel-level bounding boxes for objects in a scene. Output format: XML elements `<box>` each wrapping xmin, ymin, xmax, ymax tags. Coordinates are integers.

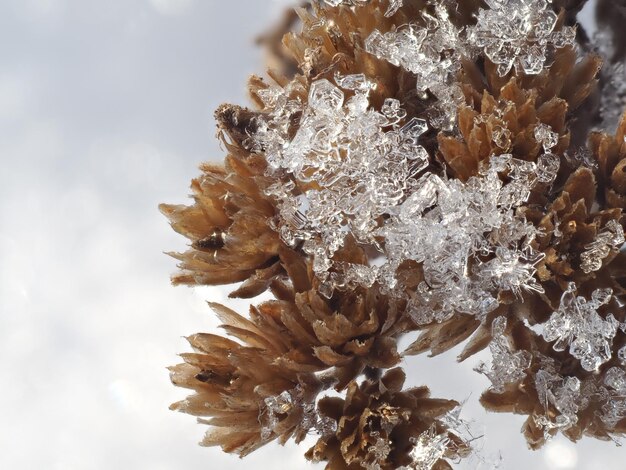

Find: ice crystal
<box><xmin>601</xmin><ymin>367</ymin><xmax>626</xmax><ymax>428</ymax></box>
<box><xmin>592</xmin><ymin>29</ymin><xmax>626</xmax><ymax>132</ymax></box>
<box><xmin>253</xmin><ymin>74</ymin><xmax>556</xmax><ymax>317</ymax></box>
<box><xmin>261</xmin><ymin>387</ymin><xmax>333</xmax><ymax>440</ymax></box>
<box><xmin>580</xmin><ymin>220</ymin><xmax>625</xmax><ymax>274</ymax></box>
<box><xmin>535</xmin><ymin>152</ymin><xmax>560</xmax><ymax>184</ymax></box>
<box><xmin>396</xmin><ymin>154</ymin><xmax>550</xmax><ymax>323</ymax></box>
<box><xmin>619</xmin><ymin>346</ymin><xmax>626</xmax><ymax>365</ymax></box>
<box><xmin>563</xmin><ymin>147</ymin><xmax>599</xmax><ymax>172</ymax></box>
<box><xmin>364</xmin><ymin>4</ymin><xmax>465</xmax><ymax>129</ymax></box>
<box><xmin>542</xmin><ymin>284</ymin><xmax>620</xmax><ymax>371</ymax></box>
<box><xmin>364</xmin><ymin>433</ymin><xmax>393</xmax><ymax>470</ymax></box>
<box><xmin>605</xmin><ymin>367</ymin><xmax>626</xmax><ymax>392</ymax></box>
<box><xmin>468</xmin><ymin>0</ymin><xmax>576</xmax><ymax>77</ymax></box>
<box><xmin>261</xmin><ymin>390</ymin><xmax>296</xmax><ymax>440</ymax></box>
<box><xmin>323</xmin><ymin>0</ymin><xmax>370</xmax><ymax>6</ymax></box>
<box><xmin>534</xmin><ymin>123</ymin><xmax>559</xmax><ymax>153</ymax></box>
<box><xmin>323</xmin><ymin>0</ymin><xmax>403</xmax><ymax>16</ymax></box>
<box><xmin>253</xmin><ymin>76</ymin><xmax>429</xmax><ymax>287</ymax></box>
<box><xmin>384</xmin><ymin>0</ymin><xmax>403</xmax><ymax>17</ymax></box>
<box><xmin>408</xmin><ymin>426</ymin><xmax>451</xmax><ymax>470</ymax></box>
<box><xmin>534</xmin><ymin>366</ymin><xmax>585</xmax><ymax>436</ymax></box>
<box><xmin>477</xmin><ymin>317</ymin><xmax>532</xmax><ymax>393</ymax></box>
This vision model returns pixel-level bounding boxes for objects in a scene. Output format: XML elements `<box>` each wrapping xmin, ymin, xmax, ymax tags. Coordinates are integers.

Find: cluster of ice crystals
<box><xmin>399</xmin><ymin>408</ymin><xmax>486</xmax><ymax>470</ymax></box>
<box><xmin>261</xmin><ymin>390</ymin><xmax>295</xmax><ymax>440</ymax></box>
<box><xmin>397</xmin><ymin>154</ymin><xmax>551</xmax><ymax>323</ymax></box>
<box><xmin>532</xmin><ymin>123</ymin><xmax>561</xmax><ymax>186</ymax></box>
<box><xmin>468</xmin><ymin>0</ymin><xmax>576</xmax><ymax>77</ymax></box>
<box><xmin>323</xmin><ymin>0</ymin><xmax>403</xmax><ymax>17</ymax></box>
<box><xmin>534</xmin><ymin>365</ymin><xmax>586</xmax><ymax>436</ymax></box>
<box><xmin>592</xmin><ymin>28</ymin><xmax>626</xmax><ymax>132</ymax></box>
<box><xmin>254</xmin><ymin>76</ymin><xmax>430</xmax><ymax>288</ymax></box>
<box><xmin>364</xmin><ymin>4</ymin><xmax>465</xmax><ymax>129</ymax></box>
<box><xmin>406</xmin><ymin>427</ymin><xmax>451</xmax><ymax>470</ymax></box>
<box><xmin>261</xmin><ymin>85</ymin><xmax>554</xmax><ymax>312</ymax></box>
<box><xmin>580</xmin><ymin>219</ymin><xmax>625</xmax><ymax>274</ymax></box>
<box><xmin>364</xmin><ymin>406</ymin><xmax>472</xmax><ymax>470</ymax></box>
<box><xmin>532</xmin><ymin>360</ymin><xmax>626</xmax><ymax>437</ymax></box>
<box><xmin>365</xmin><ymin>5</ymin><xmax>462</xmax><ymax>94</ymax></box>
<box><xmin>542</xmin><ymin>284</ymin><xmax>620</xmax><ymax>372</ymax></box>
<box><xmin>253</xmin><ymin>72</ymin><xmax>558</xmax><ymax>317</ymax></box>
<box><xmin>601</xmin><ymin>367</ymin><xmax>626</xmax><ymax>428</ymax></box>
<box><xmin>384</xmin><ymin>0</ymin><xmax>403</xmax><ymax>17</ymax></box>
<box><xmin>261</xmin><ymin>387</ymin><xmax>335</xmax><ymax>440</ymax></box>
<box><xmin>477</xmin><ymin>317</ymin><xmax>532</xmax><ymax>393</ymax></box>
<box><xmin>363</xmin><ymin>433</ymin><xmax>393</xmax><ymax>470</ymax></box>
<box><xmin>322</xmin><ymin>0</ymin><xmax>370</xmax><ymax>6</ymax></box>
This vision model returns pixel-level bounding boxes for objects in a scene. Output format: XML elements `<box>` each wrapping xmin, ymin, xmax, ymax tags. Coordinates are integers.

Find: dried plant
<box><xmin>162</xmin><ymin>0</ymin><xmax>626</xmax><ymax>467</ymax></box>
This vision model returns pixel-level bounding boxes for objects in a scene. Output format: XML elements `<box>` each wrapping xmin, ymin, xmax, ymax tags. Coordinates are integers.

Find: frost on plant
<box><xmin>395</xmin><ymin>155</ymin><xmax>550</xmax><ymax>323</ymax></box>
<box><xmin>477</xmin><ymin>317</ymin><xmax>532</xmax><ymax>393</ymax></box>
<box><xmin>534</xmin><ymin>366</ymin><xmax>585</xmax><ymax>437</ymax></box>
<box><xmin>261</xmin><ymin>387</ymin><xmax>336</xmax><ymax>441</ymax></box>
<box><xmin>253</xmin><ymin>74</ymin><xmax>555</xmax><ymax>318</ymax></box>
<box><xmin>252</xmin><ymin>75</ymin><xmax>430</xmax><ymax>294</ymax></box>
<box><xmin>580</xmin><ymin>220</ymin><xmax>625</xmax><ymax>274</ymax></box>
<box><xmin>601</xmin><ymin>367</ymin><xmax>626</xmax><ymax>428</ymax></box>
<box><xmin>407</xmin><ymin>427</ymin><xmax>452</xmax><ymax>470</ymax></box>
<box><xmin>162</xmin><ymin>0</ymin><xmax>626</xmax><ymax>467</ymax></box>
<box><xmin>364</xmin><ymin>4</ymin><xmax>466</xmax><ymax>129</ymax></box>
<box><xmin>542</xmin><ymin>284</ymin><xmax>620</xmax><ymax>372</ymax></box>
<box><xmin>468</xmin><ymin>0</ymin><xmax>576</xmax><ymax>76</ymax></box>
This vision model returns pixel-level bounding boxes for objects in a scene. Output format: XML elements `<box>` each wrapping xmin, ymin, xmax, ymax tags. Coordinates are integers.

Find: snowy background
<box><xmin>0</xmin><ymin>0</ymin><xmax>623</xmax><ymax>468</ymax></box>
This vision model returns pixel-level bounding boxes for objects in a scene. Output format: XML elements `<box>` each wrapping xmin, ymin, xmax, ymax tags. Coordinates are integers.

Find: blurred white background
<box><xmin>0</xmin><ymin>0</ymin><xmax>623</xmax><ymax>468</ymax></box>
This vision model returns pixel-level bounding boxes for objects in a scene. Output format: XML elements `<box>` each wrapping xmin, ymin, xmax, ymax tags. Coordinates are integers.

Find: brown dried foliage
<box><xmin>306</xmin><ymin>368</ymin><xmax>469</xmax><ymax>469</ymax></box>
<box><xmin>162</xmin><ymin>0</ymin><xmax>626</xmax><ymax>463</ymax></box>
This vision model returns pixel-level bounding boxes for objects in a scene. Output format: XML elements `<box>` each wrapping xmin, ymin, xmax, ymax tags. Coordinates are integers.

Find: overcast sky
<box><xmin>1</xmin><ymin>1</ymin><xmax>623</xmax><ymax>469</ymax></box>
